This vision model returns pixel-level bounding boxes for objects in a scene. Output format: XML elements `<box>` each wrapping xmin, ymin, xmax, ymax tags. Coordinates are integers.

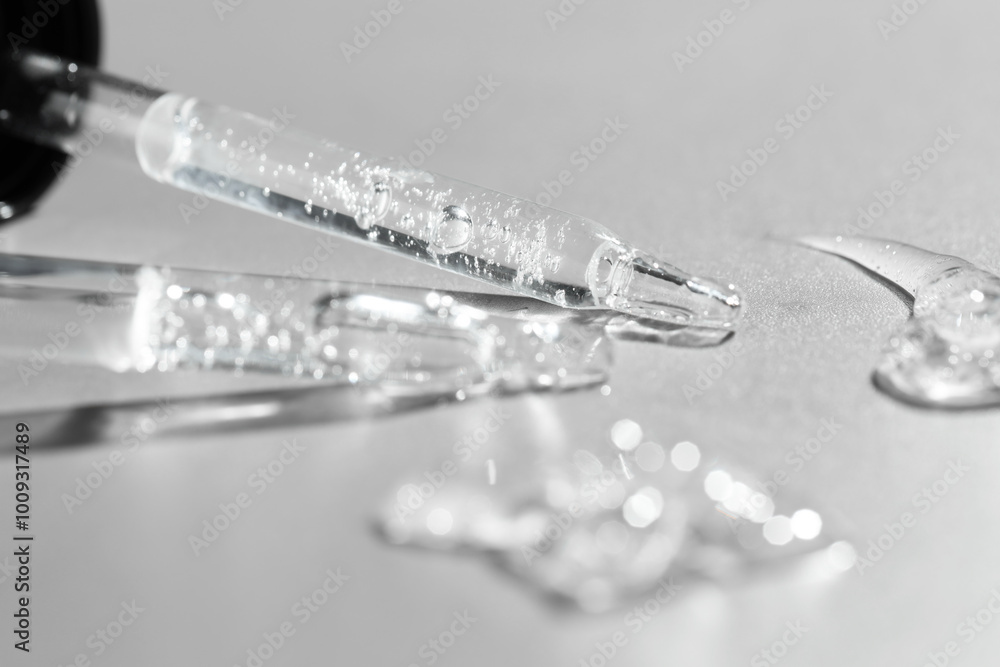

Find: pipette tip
<box><xmin>589</xmin><ymin>243</ymin><xmax>743</xmax><ymax>329</ymax></box>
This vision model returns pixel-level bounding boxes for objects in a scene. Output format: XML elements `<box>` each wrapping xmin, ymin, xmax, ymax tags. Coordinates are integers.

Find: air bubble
<box><xmin>484</xmin><ymin>219</ymin><xmax>499</xmax><ymax>240</ymax></box>
<box><xmin>428</xmin><ymin>205</ymin><xmax>474</xmax><ymax>255</ymax></box>
<box><xmin>357</xmin><ymin>181</ymin><xmax>392</xmax><ymax>230</ymax></box>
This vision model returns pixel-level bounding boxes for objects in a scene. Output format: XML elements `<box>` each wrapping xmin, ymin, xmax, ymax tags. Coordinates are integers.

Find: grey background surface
<box><xmin>3</xmin><ymin>0</ymin><xmax>1000</xmax><ymax>665</ymax></box>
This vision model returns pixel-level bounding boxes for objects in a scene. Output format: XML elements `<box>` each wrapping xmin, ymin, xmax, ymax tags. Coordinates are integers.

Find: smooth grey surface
<box><xmin>3</xmin><ymin>1</ymin><xmax>1000</xmax><ymax>665</ymax></box>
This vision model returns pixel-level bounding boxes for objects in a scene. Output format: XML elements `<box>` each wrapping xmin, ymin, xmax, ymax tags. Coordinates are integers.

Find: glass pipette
<box><xmin>1</xmin><ymin>51</ymin><xmax>742</xmax><ymax>329</ymax></box>
<box><xmin>0</xmin><ymin>252</ymin><xmax>611</xmax><ymax>397</ymax></box>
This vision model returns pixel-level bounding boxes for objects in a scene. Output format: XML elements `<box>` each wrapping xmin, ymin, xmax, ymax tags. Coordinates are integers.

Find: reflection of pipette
<box><xmin>0</xmin><ymin>252</ymin><xmax>611</xmax><ymax>397</ymax></box>
<box><xmin>0</xmin><ymin>252</ymin><xmax>730</xmax><ymax>416</ymax></box>
<box><xmin>0</xmin><ymin>45</ymin><xmax>742</xmax><ymax>329</ymax></box>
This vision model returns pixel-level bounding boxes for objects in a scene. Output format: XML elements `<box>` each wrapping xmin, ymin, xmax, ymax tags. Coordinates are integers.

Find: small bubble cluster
<box><xmin>136</xmin><ymin>94</ymin><xmax>592</xmax><ymax>313</ymax></box>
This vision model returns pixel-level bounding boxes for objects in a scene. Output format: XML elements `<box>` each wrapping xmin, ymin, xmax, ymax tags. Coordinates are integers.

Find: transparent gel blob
<box><xmin>799</xmin><ymin>236</ymin><xmax>1000</xmax><ymax>408</ymax></box>
<box><xmin>878</xmin><ymin>270</ymin><xmax>1000</xmax><ymax>408</ymax></box>
<box><xmin>375</xmin><ymin>416</ymin><xmax>850</xmax><ymax>611</ymax></box>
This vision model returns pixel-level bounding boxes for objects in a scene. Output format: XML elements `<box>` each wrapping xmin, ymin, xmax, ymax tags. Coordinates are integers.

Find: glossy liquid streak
<box><xmin>798</xmin><ymin>236</ymin><xmax>1000</xmax><ymax>408</ymax></box>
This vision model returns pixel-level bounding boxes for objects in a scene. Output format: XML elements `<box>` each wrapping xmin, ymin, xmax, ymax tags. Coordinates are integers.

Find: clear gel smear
<box><xmin>375</xmin><ymin>416</ymin><xmax>853</xmax><ymax>612</ymax></box>
<box><xmin>798</xmin><ymin>235</ymin><xmax>1000</xmax><ymax>409</ymax></box>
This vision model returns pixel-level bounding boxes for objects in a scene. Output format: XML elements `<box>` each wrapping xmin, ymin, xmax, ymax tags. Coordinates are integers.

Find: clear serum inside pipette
<box><xmin>135</xmin><ymin>95</ymin><xmax>743</xmax><ymax>328</ymax></box>
<box><xmin>2</xmin><ymin>52</ymin><xmax>742</xmax><ymax>329</ymax></box>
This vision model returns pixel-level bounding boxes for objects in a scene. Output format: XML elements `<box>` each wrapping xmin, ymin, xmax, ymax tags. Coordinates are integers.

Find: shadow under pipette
<box><xmin>0</xmin><ymin>383</ymin><xmax>470</xmax><ymax>452</ymax></box>
<box><xmin>0</xmin><ymin>263</ymin><xmax>739</xmax><ymax>451</ymax></box>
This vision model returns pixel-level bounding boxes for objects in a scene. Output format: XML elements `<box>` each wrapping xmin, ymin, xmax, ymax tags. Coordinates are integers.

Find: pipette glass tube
<box><xmin>1</xmin><ymin>52</ymin><xmax>742</xmax><ymax>329</ymax></box>
<box><xmin>0</xmin><ymin>253</ymin><xmax>613</xmax><ymax>398</ymax></box>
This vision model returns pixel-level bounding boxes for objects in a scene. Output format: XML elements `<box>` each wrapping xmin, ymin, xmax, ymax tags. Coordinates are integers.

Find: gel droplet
<box><xmin>375</xmin><ymin>417</ymin><xmax>848</xmax><ymax>611</ymax></box>
<box><xmin>876</xmin><ymin>272</ymin><xmax>1000</xmax><ymax>408</ymax></box>
<box><xmin>798</xmin><ymin>235</ymin><xmax>1000</xmax><ymax>408</ymax></box>
<box><xmin>376</xmin><ymin>425</ymin><xmax>690</xmax><ymax>610</ymax></box>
